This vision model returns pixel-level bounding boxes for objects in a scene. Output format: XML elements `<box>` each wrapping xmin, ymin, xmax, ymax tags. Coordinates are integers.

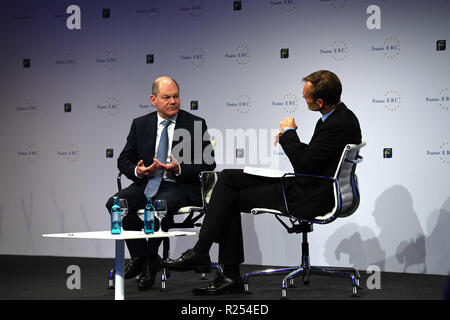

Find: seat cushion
<box><xmin>137</xmin><ymin>206</ymin><xmax>203</xmax><ymax>215</ymax></box>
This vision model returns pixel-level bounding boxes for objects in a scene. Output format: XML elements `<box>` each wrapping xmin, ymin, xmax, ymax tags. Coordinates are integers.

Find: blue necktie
<box><xmin>144</xmin><ymin>120</ymin><xmax>171</xmax><ymax>198</ymax></box>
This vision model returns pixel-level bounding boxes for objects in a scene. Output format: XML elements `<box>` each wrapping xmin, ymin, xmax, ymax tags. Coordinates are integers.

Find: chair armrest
<box><xmin>251</xmin><ymin>208</ymin><xmax>284</xmax><ymax>216</ymax></box>
<box><xmin>199</xmin><ymin>171</ymin><xmax>220</xmax><ymax>179</ymax></box>
<box><xmin>117</xmin><ymin>172</ymin><xmax>123</xmax><ymax>191</ymax></box>
<box><xmin>279</xmin><ymin>173</ymin><xmax>338</xmax><ymax>217</ymax></box>
<box><xmin>281</xmin><ymin>172</ymin><xmax>336</xmax><ymax>181</ymax></box>
<box><xmin>345</xmin><ymin>155</ymin><xmax>363</xmax><ymax>164</ymax></box>
<box><xmin>177</xmin><ymin>206</ymin><xmax>203</xmax><ymax>214</ymax></box>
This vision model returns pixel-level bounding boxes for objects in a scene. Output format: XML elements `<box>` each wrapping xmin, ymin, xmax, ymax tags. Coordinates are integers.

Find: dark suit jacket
<box><xmin>117</xmin><ymin>109</ymin><xmax>216</xmax><ymax>205</ymax></box>
<box><xmin>279</xmin><ymin>103</ymin><xmax>362</xmax><ymax>219</ymax></box>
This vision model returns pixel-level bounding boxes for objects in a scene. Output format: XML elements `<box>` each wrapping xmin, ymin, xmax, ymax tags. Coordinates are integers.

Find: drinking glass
<box><xmin>154</xmin><ymin>199</ymin><xmax>167</xmax><ymax>233</ymax></box>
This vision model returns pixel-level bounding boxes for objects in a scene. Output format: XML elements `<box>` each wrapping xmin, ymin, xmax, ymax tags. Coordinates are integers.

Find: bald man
<box><xmin>106</xmin><ymin>77</ymin><xmax>216</xmax><ymax>290</ymax></box>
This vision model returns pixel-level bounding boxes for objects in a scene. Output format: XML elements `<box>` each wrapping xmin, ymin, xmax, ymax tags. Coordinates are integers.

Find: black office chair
<box><xmin>244</xmin><ymin>142</ymin><xmax>366</xmax><ymax>298</ymax></box>
<box><xmin>107</xmin><ymin>170</ymin><xmax>221</xmax><ymax>291</ymax></box>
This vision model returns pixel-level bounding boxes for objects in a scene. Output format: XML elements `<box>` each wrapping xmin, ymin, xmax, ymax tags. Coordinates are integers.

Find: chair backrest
<box><xmin>198</xmin><ymin>139</ymin><xmax>219</xmax><ymax>208</ymax></box>
<box><xmin>199</xmin><ymin>171</ymin><xmax>220</xmax><ymax>209</ymax></box>
<box><xmin>312</xmin><ymin>141</ymin><xmax>366</xmax><ymax>223</ymax></box>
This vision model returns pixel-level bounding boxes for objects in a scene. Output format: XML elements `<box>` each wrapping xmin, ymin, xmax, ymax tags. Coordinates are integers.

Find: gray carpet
<box><xmin>1</xmin><ymin>255</ymin><xmax>448</xmax><ymax>301</ymax></box>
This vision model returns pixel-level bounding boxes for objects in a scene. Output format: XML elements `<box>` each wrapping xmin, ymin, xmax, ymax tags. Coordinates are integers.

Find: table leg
<box><xmin>115</xmin><ymin>239</ymin><xmax>125</xmax><ymax>300</ymax></box>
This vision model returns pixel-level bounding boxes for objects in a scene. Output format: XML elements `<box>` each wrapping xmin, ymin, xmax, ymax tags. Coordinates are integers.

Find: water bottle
<box><xmin>144</xmin><ymin>197</ymin><xmax>154</xmax><ymax>234</ymax></box>
<box><xmin>111</xmin><ymin>196</ymin><xmax>121</xmax><ymax>234</ymax></box>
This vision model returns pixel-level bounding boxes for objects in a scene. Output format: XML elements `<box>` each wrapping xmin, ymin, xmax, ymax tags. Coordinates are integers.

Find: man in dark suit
<box><xmin>106</xmin><ymin>76</ymin><xmax>215</xmax><ymax>290</ymax></box>
<box><xmin>163</xmin><ymin>70</ymin><xmax>362</xmax><ymax>295</ymax></box>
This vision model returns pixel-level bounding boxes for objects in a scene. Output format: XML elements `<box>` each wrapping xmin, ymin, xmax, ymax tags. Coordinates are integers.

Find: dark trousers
<box><xmin>199</xmin><ymin>169</ymin><xmax>284</xmax><ymax>265</ymax></box>
<box><xmin>106</xmin><ymin>181</ymin><xmax>192</xmax><ymax>259</ymax></box>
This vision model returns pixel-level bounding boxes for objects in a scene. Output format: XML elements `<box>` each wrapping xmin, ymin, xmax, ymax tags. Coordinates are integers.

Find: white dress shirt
<box><xmin>134</xmin><ymin>113</ymin><xmax>180</xmax><ymax>180</ymax></box>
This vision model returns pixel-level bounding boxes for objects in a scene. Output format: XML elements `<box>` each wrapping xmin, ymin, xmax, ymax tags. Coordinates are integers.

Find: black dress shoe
<box><xmin>124</xmin><ymin>257</ymin><xmax>144</xmax><ymax>279</ymax></box>
<box><xmin>192</xmin><ymin>274</ymin><xmax>244</xmax><ymax>295</ymax></box>
<box><xmin>162</xmin><ymin>249</ymin><xmax>211</xmax><ymax>273</ymax></box>
<box><xmin>138</xmin><ymin>255</ymin><xmax>162</xmax><ymax>291</ymax></box>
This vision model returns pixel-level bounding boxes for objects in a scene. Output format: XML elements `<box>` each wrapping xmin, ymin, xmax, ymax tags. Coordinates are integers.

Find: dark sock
<box><xmin>193</xmin><ymin>238</ymin><xmax>212</xmax><ymax>255</ymax></box>
<box><xmin>224</xmin><ymin>264</ymin><xmax>241</xmax><ymax>279</ymax></box>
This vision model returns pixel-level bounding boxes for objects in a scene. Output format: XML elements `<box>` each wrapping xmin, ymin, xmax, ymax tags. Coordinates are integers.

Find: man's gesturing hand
<box><xmin>152</xmin><ymin>155</ymin><xmax>181</xmax><ymax>175</ymax></box>
<box><xmin>136</xmin><ymin>160</ymin><xmax>159</xmax><ymax>177</ymax></box>
<box><xmin>280</xmin><ymin>116</ymin><xmax>298</xmax><ymax>131</ymax></box>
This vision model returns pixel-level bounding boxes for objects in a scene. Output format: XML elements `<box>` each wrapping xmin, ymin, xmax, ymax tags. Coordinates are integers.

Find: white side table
<box><xmin>42</xmin><ymin>230</ymin><xmax>195</xmax><ymax>300</ymax></box>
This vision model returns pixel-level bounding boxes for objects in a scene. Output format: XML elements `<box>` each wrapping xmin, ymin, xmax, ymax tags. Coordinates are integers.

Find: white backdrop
<box><xmin>0</xmin><ymin>0</ymin><xmax>449</xmax><ymax>276</ymax></box>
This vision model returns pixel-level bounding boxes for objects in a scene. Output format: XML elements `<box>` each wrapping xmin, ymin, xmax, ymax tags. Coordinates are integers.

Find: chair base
<box><xmin>244</xmin><ymin>264</ymin><xmax>361</xmax><ymax>298</ymax></box>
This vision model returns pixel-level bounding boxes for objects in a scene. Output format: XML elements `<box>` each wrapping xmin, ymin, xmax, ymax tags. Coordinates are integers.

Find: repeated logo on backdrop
<box><xmin>427</xmin><ymin>142</ymin><xmax>450</xmax><ymax>166</ymax></box>
<box><xmin>181</xmin><ymin>48</ymin><xmax>206</xmax><ymax>67</ymax></box>
<box><xmin>16</xmin><ymin>99</ymin><xmax>38</xmax><ymax>116</ymax></box>
<box><xmin>439</xmin><ymin>142</ymin><xmax>450</xmax><ymax>165</ymax></box>
<box><xmin>57</xmin><ymin>144</ymin><xmax>80</xmax><ymax>163</ymax></box>
<box><xmin>179</xmin><ymin>0</ymin><xmax>205</xmax><ymax>17</ymax></box>
<box><xmin>371</xmin><ymin>36</ymin><xmax>401</xmax><ymax>59</ymax></box>
<box><xmin>97</xmin><ymin>97</ymin><xmax>120</xmax><ymax>116</ymax></box>
<box><xmin>372</xmin><ymin>90</ymin><xmax>401</xmax><ymax>111</ymax></box>
<box><xmin>425</xmin><ymin>88</ymin><xmax>449</xmax><ymax>111</ymax></box>
<box><xmin>226</xmin><ymin>94</ymin><xmax>252</xmax><ymax>115</ymax></box>
<box><xmin>55</xmin><ymin>53</ymin><xmax>78</xmax><ymax>71</ymax></box>
<box><xmin>13</xmin><ymin>9</ymin><xmax>34</xmax><ymax>26</ymax></box>
<box><xmin>106</xmin><ymin>149</ymin><xmax>114</xmax><ymax>158</ymax></box>
<box><xmin>18</xmin><ymin>144</ymin><xmax>39</xmax><ymax>162</ymax></box>
<box><xmin>225</xmin><ymin>45</ymin><xmax>251</xmax><ymax>65</ymax></box>
<box><xmin>23</xmin><ymin>58</ymin><xmax>31</xmax><ymax>68</ymax></box>
<box><xmin>320</xmin><ymin>40</ymin><xmax>348</xmax><ymax>62</ymax></box>
<box><xmin>136</xmin><ymin>0</ymin><xmax>161</xmax><ymax>20</ymax></box>
<box><xmin>436</xmin><ymin>40</ymin><xmax>446</xmax><ymax>51</ymax></box>
<box><xmin>383</xmin><ymin>148</ymin><xmax>393</xmax><ymax>159</ymax></box>
<box><xmin>96</xmin><ymin>50</ymin><xmax>119</xmax><ymax>69</ymax></box>
<box><xmin>64</xmin><ymin>103</ymin><xmax>72</xmax><ymax>113</ymax></box>
<box><xmin>272</xmin><ymin>93</ymin><xmax>299</xmax><ymax>114</ymax></box>
<box><xmin>321</xmin><ymin>0</ymin><xmax>348</xmax><ymax>10</ymax></box>
<box><xmin>270</xmin><ymin>0</ymin><xmax>297</xmax><ymax>12</ymax></box>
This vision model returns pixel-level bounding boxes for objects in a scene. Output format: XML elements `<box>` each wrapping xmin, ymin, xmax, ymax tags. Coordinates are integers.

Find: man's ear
<box><xmin>316</xmin><ymin>98</ymin><xmax>325</xmax><ymax>108</ymax></box>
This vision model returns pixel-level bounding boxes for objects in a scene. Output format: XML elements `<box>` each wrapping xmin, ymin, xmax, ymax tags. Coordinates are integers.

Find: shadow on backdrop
<box><xmin>425</xmin><ymin>196</ymin><xmax>450</xmax><ymax>275</ymax></box>
<box><xmin>325</xmin><ymin>185</ymin><xmax>427</xmax><ymax>274</ymax></box>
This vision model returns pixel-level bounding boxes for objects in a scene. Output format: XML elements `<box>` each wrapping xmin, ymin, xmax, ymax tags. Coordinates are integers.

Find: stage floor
<box><xmin>1</xmin><ymin>255</ymin><xmax>448</xmax><ymax>300</ymax></box>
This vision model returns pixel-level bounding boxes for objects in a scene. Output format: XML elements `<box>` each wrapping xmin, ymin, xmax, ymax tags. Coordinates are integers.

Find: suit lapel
<box><xmin>172</xmin><ymin>110</ymin><xmax>188</xmax><ymax>150</ymax></box>
<box><xmin>146</xmin><ymin>112</ymin><xmax>158</xmax><ymax>158</ymax></box>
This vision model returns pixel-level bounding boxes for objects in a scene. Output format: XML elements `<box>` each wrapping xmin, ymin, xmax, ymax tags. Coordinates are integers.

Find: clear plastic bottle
<box><xmin>111</xmin><ymin>196</ymin><xmax>121</xmax><ymax>234</ymax></box>
<box><xmin>143</xmin><ymin>197</ymin><xmax>155</xmax><ymax>234</ymax></box>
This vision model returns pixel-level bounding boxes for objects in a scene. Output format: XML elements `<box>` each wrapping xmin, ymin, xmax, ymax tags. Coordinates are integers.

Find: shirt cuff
<box><xmin>282</xmin><ymin>127</ymin><xmax>296</xmax><ymax>134</ymax></box>
<box><xmin>175</xmin><ymin>164</ymin><xmax>182</xmax><ymax>176</ymax></box>
<box><xmin>134</xmin><ymin>166</ymin><xmax>142</xmax><ymax>178</ymax></box>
